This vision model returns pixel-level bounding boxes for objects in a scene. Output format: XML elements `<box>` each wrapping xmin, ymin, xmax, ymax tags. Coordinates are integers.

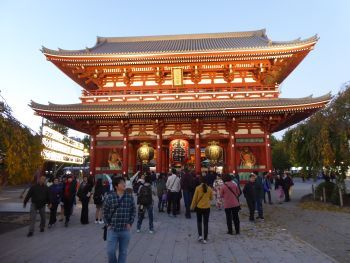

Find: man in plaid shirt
<box><xmin>104</xmin><ymin>176</ymin><xmax>136</xmax><ymax>263</ymax></box>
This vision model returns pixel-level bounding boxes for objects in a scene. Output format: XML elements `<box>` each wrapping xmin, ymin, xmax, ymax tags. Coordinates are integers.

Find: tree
<box><xmin>41</xmin><ymin>119</ymin><xmax>69</xmax><ymax>136</ymax></box>
<box><xmin>271</xmin><ymin>135</ymin><xmax>291</xmax><ymax>171</ymax></box>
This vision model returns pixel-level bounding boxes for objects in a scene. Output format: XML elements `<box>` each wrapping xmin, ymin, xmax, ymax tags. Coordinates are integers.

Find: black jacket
<box><xmin>24</xmin><ymin>184</ymin><xmax>50</xmax><ymax>208</ymax></box>
<box><xmin>243</xmin><ymin>182</ymin><xmax>256</xmax><ymax>202</ymax></box>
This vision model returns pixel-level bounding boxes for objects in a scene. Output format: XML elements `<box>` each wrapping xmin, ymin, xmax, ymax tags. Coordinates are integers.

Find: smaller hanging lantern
<box><xmin>137</xmin><ymin>142</ymin><xmax>154</xmax><ymax>164</ymax></box>
<box><xmin>205</xmin><ymin>141</ymin><xmax>223</xmax><ymax>165</ymax></box>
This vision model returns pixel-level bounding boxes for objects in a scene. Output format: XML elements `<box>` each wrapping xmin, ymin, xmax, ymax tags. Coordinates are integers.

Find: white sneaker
<box><xmin>202</xmin><ymin>240</ymin><xmax>207</xmax><ymax>244</ymax></box>
<box><xmin>99</xmin><ymin>220</ymin><xmax>104</xmax><ymax>224</ymax></box>
<box><xmin>136</xmin><ymin>229</ymin><xmax>141</xmax><ymax>233</ymax></box>
<box><xmin>198</xmin><ymin>236</ymin><xmax>203</xmax><ymax>242</ymax></box>
<box><xmin>94</xmin><ymin>220</ymin><xmax>98</xmax><ymax>224</ymax></box>
<box><xmin>149</xmin><ymin>230</ymin><xmax>154</xmax><ymax>234</ymax></box>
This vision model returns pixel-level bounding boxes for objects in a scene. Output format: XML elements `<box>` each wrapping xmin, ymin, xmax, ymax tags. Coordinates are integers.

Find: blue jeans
<box><xmin>137</xmin><ymin>205</ymin><xmax>154</xmax><ymax>231</ymax></box>
<box><xmin>107</xmin><ymin>229</ymin><xmax>130</xmax><ymax>263</ymax></box>
<box><xmin>256</xmin><ymin>198</ymin><xmax>263</xmax><ymax>218</ymax></box>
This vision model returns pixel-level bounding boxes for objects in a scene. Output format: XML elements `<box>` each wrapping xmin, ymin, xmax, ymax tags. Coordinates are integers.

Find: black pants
<box><xmin>224</xmin><ymin>207</ymin><xmax>240</xmax><ymax>234</ymax></box>
<box><xmin>63</xmin><ymin>198</ymin><xmax>74</xmax><ymax>223</ymax></box>
<box><xmin>196</xmin><ymin>208</ymin><xmax>210</xmax><ymax>240</ymax></box>
<box><xmin>246</xmin><ymin>199</ymin><xmax>255</xmax><ymax>221</ymax></box>
<box><xmin>49</xmin><ymin>203</ymin><xmax>59</xmax><ymax>225</ymax></box>
<box><xmin>158</xmin><ymin>196</ymin><xmax>165</xmax><ymax>211</ymax></box>
<box><xmin>167</xmin><ymin>192</ymin><xmax>178</xmax><ymax>216</ymax></box>
<box><xmin>284</xmin><ymin>188</ymin><xmax>290</xmax><ymax>202</ymax></box>
<box><xmin>80</xmin><ymin>199</ymin><xmax>90</xmax><ymax>224</ymax></box>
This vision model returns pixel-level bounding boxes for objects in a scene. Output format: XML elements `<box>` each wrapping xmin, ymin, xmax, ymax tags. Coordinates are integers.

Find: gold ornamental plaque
<box><xmin>172</xmin><ymin>67</ymin><xmax>183</xmax><ymax>87</ymax></box>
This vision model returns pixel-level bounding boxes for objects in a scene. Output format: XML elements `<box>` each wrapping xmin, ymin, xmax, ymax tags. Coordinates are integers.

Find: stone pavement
<box><xmin>0</xmin><ymin>197</ymin><xmax>336</xmax><ymax>263</ymax></box>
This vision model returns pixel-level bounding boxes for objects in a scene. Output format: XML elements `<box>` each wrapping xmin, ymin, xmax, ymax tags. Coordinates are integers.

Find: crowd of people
<box><xmin>23</xmin><ymin>169</ymin><xmax>294</xmax><ymax>263</ymax></box>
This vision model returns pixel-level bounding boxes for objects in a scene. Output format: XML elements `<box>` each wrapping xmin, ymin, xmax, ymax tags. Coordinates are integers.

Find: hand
<box><xmin>126</xmin><ymin>224</ymin><xmax>131</xmax><ymax>230</ymax></box>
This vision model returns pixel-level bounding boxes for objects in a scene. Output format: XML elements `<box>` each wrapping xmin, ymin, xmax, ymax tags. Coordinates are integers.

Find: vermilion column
<box><xmin>229</xmin><ymin>132</ymin><xmax>236</xmax><ymax>174</ymax></box>
<box><xmin>195</xmin><ymin>133</ymin><xmax>201</xmax><ymax>176</ymax></box>
<box><xmin>265</xmin><ymin>133</ymin><xmax>272</xmax><ymax>172</ymax></box>
<box><xmin>89</xmin><ymin>134</ymin><xmax>96</xmax><ymax>177</ymax></box>
<box><xmin>122</xmin><ymin>134</ymin><xmax>129</xmax><ymax>176</ymax></box>
<box><xmin>156</xmin><ymin>134</ymin><xmax>162</xmax><ymax>173</ymax></box>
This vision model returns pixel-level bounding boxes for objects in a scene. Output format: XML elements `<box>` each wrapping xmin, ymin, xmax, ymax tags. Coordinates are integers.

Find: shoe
<box><xmin>99</xmin><ymin>220</ymin><xmax>104</xmax><ymax>224</ymax></box>
<box><xmin>48</xmin><ymin>224</ymin><xmax>52</xmax><ymax>229</ymax></box>
<box><xmin>149</xmin><ymin>230</ymin><xmax>154</xmax><ymax>234</ymax></box>
<box><xmin>198</xmin><ymin>236</ymin><xmax>203</xmax><ymax>242</ymax></box>
<box><xmin>95</xmin><ymin>220</ymin><xmax>99</xmax><ymax>224</ymax></box>
<box><xmin>27</xmin><ymin>232</ymin><xmax>33</xmax><ymax>237</ymax></box>
<box><xmin>202</xmin><ymin>240</ymin><xmax>207</xmax><ymax>244</ymax></box>
<box><xmin>59</xmin><ymin>218</ymin><xmax>63</xmax><ymax>222</ymax></box>
<box><xmin>40</xmin><ymin>228</ymin><xmax>44</xmax><ymax>232</ymax></box>
<box><xmin>227</xmin><ymin>231</ymin><xmax>233</xmax><ymax>235</ymax></box>
<box><xmin>136</xmin><ymin>229</ymin><xmax>141</xmax><ymax>233</ymax></box>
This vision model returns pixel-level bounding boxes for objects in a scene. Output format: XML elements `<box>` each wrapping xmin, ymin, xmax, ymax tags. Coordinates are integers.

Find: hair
<box><xmin>112</xmin><ymin>176</ymin><xmax>125</xmax><ymax>189</ymax></box>
<box><xmin>171</xmin><ymin>168</ymin><xmax>177</xmax><ymax>175</ymax></box>
<box><xmin>144</xmin><ymin>175</ymin><xmax>152</xmax><ymax>184</ymax></box>
<box><xmin>222</xmin><ymin>174</ymin><xmax>231</xmax><ymax>182</ymax></box>
<box><xmin>199</xmin><ymin>176</ymin><xmax>208</xmax><ymax>193</ymax></box>
<box><xmin>96</xmin><ymin>178</ymin><xmax>103</xmax><ymax>187</ymax></box>
<box><xmin>249</xmin><ymin>173</ymin><xmax>255</xmax><ymax>179</ymax></box>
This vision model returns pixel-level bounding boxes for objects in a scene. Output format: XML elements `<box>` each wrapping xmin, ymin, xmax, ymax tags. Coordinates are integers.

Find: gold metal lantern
<box><xmin>137</xmin><ymin>142</ymin><xmax>154</xmax><ymax>164</ymax></box>
<box><xmin>205</xmin><ymin>141</ymin><xmax>223</xmax><ymax>165</ymax></box>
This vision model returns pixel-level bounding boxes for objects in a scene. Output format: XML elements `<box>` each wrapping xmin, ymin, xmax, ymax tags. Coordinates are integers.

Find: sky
<box><xmin>1</xmin><ymin>0</ymin><xmax>349</xmax><ymax>138</ymax></box>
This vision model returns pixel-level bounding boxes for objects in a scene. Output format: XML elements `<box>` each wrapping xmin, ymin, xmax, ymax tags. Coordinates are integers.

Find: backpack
<box><xmin>137</xmin><ymin>185</ymin><xmax>153</xmax><ymax>206</ymax></box>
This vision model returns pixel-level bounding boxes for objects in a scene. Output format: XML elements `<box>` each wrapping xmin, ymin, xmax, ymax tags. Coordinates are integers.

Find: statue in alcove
<box><xmin>240</xmin><ymin>147</ymin><xmax>256</xmax><ymax>168</ymax></box>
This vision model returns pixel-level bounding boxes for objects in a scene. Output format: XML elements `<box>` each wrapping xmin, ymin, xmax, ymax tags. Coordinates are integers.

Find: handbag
<box><xmin>224</xmin><ymin>183</ymin><xmax>241</xmax><ymax>210</ymax></box>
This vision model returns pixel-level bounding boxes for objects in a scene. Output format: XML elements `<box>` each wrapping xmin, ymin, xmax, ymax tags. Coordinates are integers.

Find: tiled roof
<box><xmin>41</xmin><ymin>29</ymin><xmax>318</xmax><ymax>56</ymax></box>
<box><xmin>30</xmin><ymin>94</ymin><xmax>331</xmax><ymax>115</ymax></box>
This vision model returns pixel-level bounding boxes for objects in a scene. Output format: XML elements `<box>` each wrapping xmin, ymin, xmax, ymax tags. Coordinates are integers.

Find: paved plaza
<box><xmin>0</xmin><ymin>181</ymin><xmax>339</xmax><ymax>263</ymax></box>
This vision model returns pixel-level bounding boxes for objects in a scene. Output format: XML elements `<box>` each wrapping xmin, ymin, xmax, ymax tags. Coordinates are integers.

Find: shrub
<box><xmin>315</xmin><ymin>181</ymin><xmax>335</xmax><ymax>201</ymax></box>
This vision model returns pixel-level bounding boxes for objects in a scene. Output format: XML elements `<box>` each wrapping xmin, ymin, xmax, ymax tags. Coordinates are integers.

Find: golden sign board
<box><xmin>172</xmin><ymin>67</ymin><xmax>183</xmax><ymax>87</ymax></box>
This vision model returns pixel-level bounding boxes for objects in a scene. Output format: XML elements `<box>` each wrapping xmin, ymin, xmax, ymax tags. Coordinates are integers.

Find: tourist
<box><xmin>190</xmin><ymin>176</ymin><xmax>213</xmax><ymax>244</ymax></box>
<box><xmin>220</xmin><ymin>174</ymin><xmax>241</xmax><ymax>235</ymax></box>
<box><xmin>77</xmin><ymin>175</ymin><xmax>93</xmax><ymax>224</ymax></box>
<box><xmin>181</xmin><ymin>171</ymin><xmax>194</xmax><ymax>218</ymax></box>
<box><xmin>213</xmin><ymin>174</ymin><xmax>224</xmax><ymax>210</ymax></box>
<box><xmin>136</xmin><ymin>175</ymin><xmax>154</xmax><ymax>233</ymax></box>
<box><xmin>243</xmin><ymin>174</ymin><xmax>256</xmax><ymax>222</ymax></box>
<box><xmin>283</xmin><ymin>172</ymin><xmax>294</xmax><ymax>202</ymax></box>
<box><xmin>274</xmin><ymin>174</ymin><xmax>285</xmax><ymax>204</ymax></box>
<box><xmin>254</xmin><ymin>172</ymin><xmax>264</xmax><ymax>220</ymax></box>
<box><xmin>263</xmin><ymin>172</ymin><xmax>273</xmax><ymax>204</ymax></box>
<box><xmin>93</xmin><ymin>178</ymin><xmax>105</xmax><ymax>224</ymax></box>
<box><xmin>156</xmin><ymin>173</ymin><xmax>166</xmax><ymax>212</ymax></box>
<box><xmin>62</xmin><ymin>175</ymin><xmax>77</xmax><ymax>227</ymax></box>
<box><xmin>48</xmin><ymin>177</ymin><xmax>63</xmax><ymax>228</ymax></box>
<box><xmin>166</xmin><ymin>168</ymin><xmax>181</xmax><ymax>217</ymax></box>
<box><xmin>23</xmin><ymin>175</ymin><xmax>51</xmax><ymax>237</ymax></box>
<box><xmin>58</xmin><ymin>176</ymin><xmax>67</xmax><ymax>222</ymax></box>
<box><xmin>104</xmin><ymin>177</ymin><xmax>136</xmax><ymax>263</ymax></box>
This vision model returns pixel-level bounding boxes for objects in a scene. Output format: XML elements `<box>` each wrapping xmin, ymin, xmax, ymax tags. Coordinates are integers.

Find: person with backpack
<box><xmin>220</xmin><ymin>174</ymin><xmax>241</xmax><ymax>235</ymax></box>
<box><xmin>136</xmin><ymin>175</ymin><xmax>154</xmax><ymax>233</ymax></box>
<box><xmin>190</xmin><ymin>176</ymin><xmax>213</xmax><ymax>244</ymax></box>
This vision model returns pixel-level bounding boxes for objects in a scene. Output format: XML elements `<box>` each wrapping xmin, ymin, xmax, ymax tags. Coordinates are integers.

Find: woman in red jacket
<box><xmin>220</xmin><ymin>174</ymin><xmax>241</xmax><ymax>235</ymax></box>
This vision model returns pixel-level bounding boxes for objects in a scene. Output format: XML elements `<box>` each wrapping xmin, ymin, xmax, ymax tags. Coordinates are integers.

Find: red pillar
<box><xmin>156</xmin><ymin>134</ymin><xmax>162</xmax><ymax>173</ymax></box>
<box><xmin>229</xmin><ymin>132</ymin><xmax>236</xmax><ymax>174</ymax></box>
<box><xmin>129</xmin><ymin>142</ymin><xmax>136</xmax><ymax>174</ymax></box>
<box><xmin>89</xmin><ymin>135</ymin><xmax>96</xmax><ymax>177</ymax></box>
<box><xmin>265</xmin><ymin>133</ymin><xmax>272</xmax><ymax>172</ymax></box>
<box><xmin>195</xmin><ymin>133</ymin><xmax>201</xmax><ymax>176</ymax></box>
<box><xmin>122</xmin><ymin>134</ymin><xmax>129</xmax><ymax>176</ymax></box>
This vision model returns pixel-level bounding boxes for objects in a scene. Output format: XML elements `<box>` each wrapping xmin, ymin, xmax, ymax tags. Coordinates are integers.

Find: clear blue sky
<box><xmin>1</xmin><ymin>0</ymin><xmax>349</xmax><ymax>138</ymax></box>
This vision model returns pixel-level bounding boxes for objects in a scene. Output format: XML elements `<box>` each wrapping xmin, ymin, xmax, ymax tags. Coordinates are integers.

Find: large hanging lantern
<box><xmin>205</xmin><ymin>141</ymin><xmax>223</xmax><ymax>165</ymax></box>
<box><xmin>169</xmin><ymin>139</ymin><xmax>189</xmax><ymax>164</ymax></box>
<box><xmin>137</xmin><ymin>142</ymin><xmax>154</xmax><ymax>164</ymax></box>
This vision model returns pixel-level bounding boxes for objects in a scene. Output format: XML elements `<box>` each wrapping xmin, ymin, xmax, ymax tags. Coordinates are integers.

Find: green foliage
<box><xmin>0</xmin><ymin>114</ymin><xmax>43</xmax><ymax>185</ymax></box>
<box><xmin>271</xmin><ymin>135</ymin><xmax>291</xmax><ymax>171</ymax></box>
<box><xmin>41</xmin><ymin>119</ymin><xmax>69</xmax><ymax>136</ymax></box>
<box><xmin>315</xmin><ymin>181</ymin><xmax>335</xmax><ymax>201</ymax></box>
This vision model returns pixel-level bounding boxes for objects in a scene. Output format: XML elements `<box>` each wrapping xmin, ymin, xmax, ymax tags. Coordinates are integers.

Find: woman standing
<box><xmin>62</xmin><ymin>175</ymin><xmax>77</xmax><ymax>227</ymax></box>
<box><xmin>77</xmin><ymin>175</ymin><xmax>93</xmax><ymax>224</ymax></box>
<box><xmin>220</xmin><ymin>174</ymin><xmax>241</xmax><ymax>235</ymax></box>
<box><xmin>93</xmin><ymin>178</ymin><xmax>105</xmax><ymax>224</ymax></box>
<box><xmin>190</xmin><ymin>176</ymin><xmax>213</xmax><ymax>244</ymax></box>
<box><xmin>274</xmin><ymin>174</ymin><xmax>285</xmax><ymax>204</ymax></box>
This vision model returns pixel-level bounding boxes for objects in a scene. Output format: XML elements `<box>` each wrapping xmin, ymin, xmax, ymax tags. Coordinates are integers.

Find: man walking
<box><xmin>181</xmin><ymin>171</ymin><xmax>194</xmax><ymax>218</ymax></box>
<box><xmin>254</xmin><ymin>171</ymin><xmax>265</xmax><ymax>220</ymax></box>
<box><xmin>166</xmin><ymin>168</ymin><xmax>181</xmax><ymax>217</ymax></box>
<box><xmin>23</xmin><ymin>175</ymin><xmax>50</xmax><ymax>237</ymax></box>
<box><xmin>104</xmin><ymin>177</ymin><xmax>136</xmax><ymax>263</ymax></box>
